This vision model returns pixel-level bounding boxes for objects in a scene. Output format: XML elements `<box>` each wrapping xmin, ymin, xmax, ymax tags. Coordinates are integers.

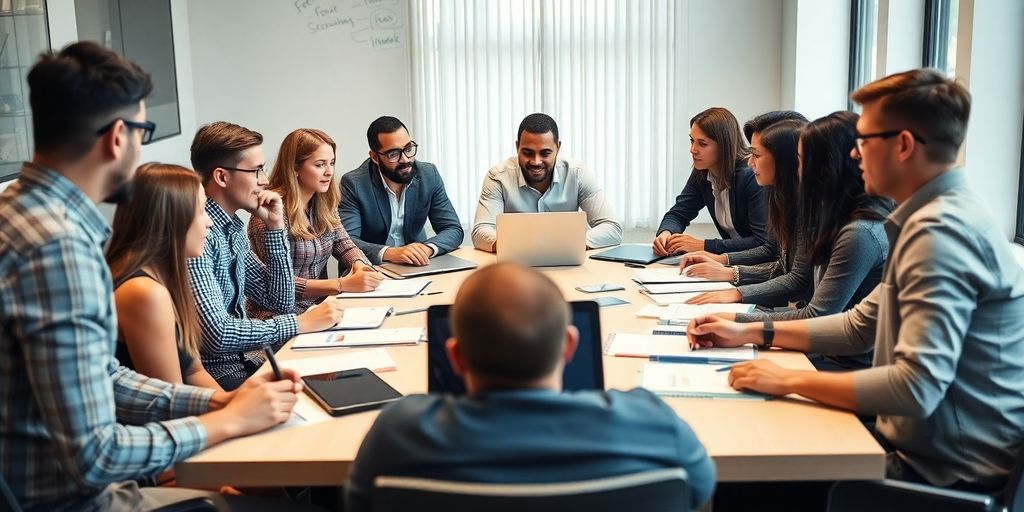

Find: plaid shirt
<box><xmin>247</xmin><ymin>202</ymin><xmax>370</xmax><ymax>315</ymax></box>
<box><xmin>187</xmin><ymin>199</ymin><xmax>298</xmax><ymax>382</ymax></box>
<box><xmin>0</xmin><ymin>164</ymin><xmax>213</xmax><ymax>511</ymax></box>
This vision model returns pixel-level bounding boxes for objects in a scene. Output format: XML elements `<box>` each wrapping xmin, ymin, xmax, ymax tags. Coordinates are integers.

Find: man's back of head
<box><xmin>450</xmin><ymin>263</ymin><xmax>573</xmax><ymax>390</ymax></box>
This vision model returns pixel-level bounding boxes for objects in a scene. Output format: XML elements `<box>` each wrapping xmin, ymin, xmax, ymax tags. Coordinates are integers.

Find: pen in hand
<box><xmin>421</xmin><ymin>290</ymin><xmax>443</xmax><ymax>296</ymax></box>
<box><xmin>262</xmin><ymin>345</ymin><xmax>283</xmax><ymax>381</ymax></box>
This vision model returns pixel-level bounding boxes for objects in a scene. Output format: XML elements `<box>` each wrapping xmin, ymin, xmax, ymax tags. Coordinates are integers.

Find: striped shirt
<box><xmin>248</xmin><ymin>200</ymin><xmax>370</xmax><ymax>315</ymax></box>
<box><xmin>187</xmin><ymin>199</ymin><xmax>298</xmax><ymax>383</ymax></box>
<box><xmin>0</xmin><ymin>164</ymin><xmax>213</xmax><ymax>511</ymax></box>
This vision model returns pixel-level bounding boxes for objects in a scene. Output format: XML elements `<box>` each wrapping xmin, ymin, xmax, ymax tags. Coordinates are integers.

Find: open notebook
<box><xmin>292</xmin><ymin>328</ymin><xmax>424</xmax><ymax>350</ymax></box>
<box><xmin>641</xmin><ymin>362</ymin><xmax>768</xmax><ymax>400</ymax></box>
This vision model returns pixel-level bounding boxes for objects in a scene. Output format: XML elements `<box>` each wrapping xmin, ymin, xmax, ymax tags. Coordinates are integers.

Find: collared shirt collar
<box><xmin>205</xmin><ymin>197</ymin><xmax>242</xmax><ymax>234</ymax></box>
<box><xmin>20</xmin><ymin>162</ymin><xmax>111</xmax><ymax>243</ymax></box>
<box><xmin>884</xmin><ymin>169</ymin><xmax>964</xmax><ymax>242</ymax></box>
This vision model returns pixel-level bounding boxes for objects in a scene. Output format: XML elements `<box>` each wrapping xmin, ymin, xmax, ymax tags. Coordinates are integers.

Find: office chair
<box><xmin>0</xmin><ymin>470</ymin><xmax>216</xmax><ymax>512</ymax></box>
<box><xmin>827</xmin><ymin>447</ymin><xmax>1024</xmax><ymax>512</ymax></box>
<box><xmin>372</xmin><ymin>467</ymin><xmax>690</xmax><ymax>512</ymax></box>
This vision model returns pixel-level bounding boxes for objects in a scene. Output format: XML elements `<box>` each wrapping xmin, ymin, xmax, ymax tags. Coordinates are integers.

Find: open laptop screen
<box><xmin>426</xmin><ymin>300</ymin><xmax>605</xmax><ymax>393</ymax></box>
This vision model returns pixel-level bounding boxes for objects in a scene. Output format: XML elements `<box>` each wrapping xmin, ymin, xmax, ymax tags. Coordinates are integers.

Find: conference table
<box><xmin>175</xmin><ymin>247</ymin><xmax>885</xmax><ymax>488</ymax></box>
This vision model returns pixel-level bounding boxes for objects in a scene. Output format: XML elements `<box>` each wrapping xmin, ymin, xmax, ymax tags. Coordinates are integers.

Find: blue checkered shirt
<box><xmin>187</xmin><ymin>199</ymin><xmax>298</xmax><ymax>382</ymax></box>
<box><xmin>0</xmin><ymin>164</ymin><xmax>214</xmax><ymax>511</ymax></box>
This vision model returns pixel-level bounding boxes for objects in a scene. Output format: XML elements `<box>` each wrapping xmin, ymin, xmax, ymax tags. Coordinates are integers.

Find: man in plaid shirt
<box><xmin>187</xmin><ymin>123</ymin><xmax>345</xmax><ymax>390</ymax></box>
<box><xmin>0</xmin><ymin>42</ymin><xmax>309</xmax><ymax>511</ymax></box>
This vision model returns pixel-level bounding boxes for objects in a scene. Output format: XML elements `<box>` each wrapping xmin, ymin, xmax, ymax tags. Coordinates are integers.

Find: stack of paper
<box><xmin>605</xmin><ymin>333</ymin><xmax>757</xmax><ymax>362</ymax></box>
<box><xmin>328</xmin><ymin>306</ymin><xmax>393</xmax><ymax>330</ymax></box>
<box><xmin>277</xmin><ymin>348</ymin><xmax>398</xmax><ymax>375</ymax></box>
<box><xmin>641</xmin><ymin>362</ymin><xmax>767</xmax><ymax>400</ymax></box>
<box><xmin>639</xmin><ymin>281</ymin><xmax>736</xmax><ymax>294</ymax></box>
<box><xmin>658</xmin><ymin>303</ymin><xmax>755</xmax><ymax>326</ymax></box>
<box><xmin>291</xmin><ymin>327</ymin><xmax>424</xmax><ymax>350</ymax></box>
<box><xmin>338</xmin><ymin>279</ymin><xmax>431</xmax><ymax>298</ymax></box>
<box><xmin>635</xmin><ymin>304</ymin><xmax>670</xmax><ymax>319</ymax></box>
<box><xmin>642</xmin><ymin>292</ymin><xmax>704</xmax><ymax>306</ymax></box>
<box><xmin>633</xmin><ymin>268</ymin><xmax>711</xmax><ymax>284</ymax></box>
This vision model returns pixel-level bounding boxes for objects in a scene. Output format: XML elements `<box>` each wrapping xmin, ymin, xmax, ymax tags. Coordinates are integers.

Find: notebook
<box><xmin>604</xmin><ymin>333</ymin><xmax>757</xmax><ymax>362</ymax></box>
<box><xmin>337</xmin><ymin>278</ymin><xmax>431</xmax><ymax>298</ymax></box>
<box><xmin>303</xmin><ymin>368</ymin><xmax>404</xmax><ymax>416</ymax></box>
<box><xmin>633</xmin><ymin>268</ymin><xmax>711</xmax><ymax>284</ymax></box>
<box><xmin>327</xmin><ymin>306</ymin><xmax>393</xmax><ymax>330</ymax></box>
<box><xmin>291</xmin><ymin>327</ymin><xmax>424</xmax><ymax>350</ymax></box>
<box><xmin>642</xmin><ymin>292</ymin><xmax>704</xmax><ymax>305</ymax></box>
<box><xmin>641</xmin><ymin>362</ymin><xmax>768</xmax><ymax>400</ymax></box>
<box><xmin>658</xmin><ymin>303</ymin><xmax>756</xmax><ymax>326</ymax></box>
<box><xmin>638</xmin><ymin>281</ymin><xmax>737</xmax><ymax>294</ymax></box>
<box><xmin>377</xmin><ymin>253</ymin><xmax>479</xmax><ymax>279</ymax></box>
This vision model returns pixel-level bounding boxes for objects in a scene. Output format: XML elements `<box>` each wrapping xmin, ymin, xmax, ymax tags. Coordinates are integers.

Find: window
<box><xmin>848</xmin><ymin>0</ymin><xmax>879</xmax><ymax>110</ymax></box>
<box><xmin>1017</xmin><ymin>114</ymin><xmax>1024</xmax><ymax>245</ymax></box>
<box><xmin>74</xmin><ymin>0</ymin><xmax>180</xmax><ymax>142</ymax></box>
<box><xmin>923</xmin><ymin>0</ymin><xmax>959</xmax><ymax>76</ymax></box>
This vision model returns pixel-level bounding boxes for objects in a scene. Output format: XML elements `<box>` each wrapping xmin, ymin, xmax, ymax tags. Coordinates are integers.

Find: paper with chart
<box><xmin>292</xmin><ymin>327</ymin><xmax>423</xmax><ymax>350</ymax></box>
<box><xmin>329</xmin><ymin>306</ymin><xmax>393</xmax><ymax>330</ymax></box>
<box><xmin>338</xmin><ymin>278</ymin><xmax>430</xmax><ymax>298</ymax></box>
<box><xmin>641</xmin><ymin>362</ymin><xmax>767</xmax><ymax>400</ymax></box>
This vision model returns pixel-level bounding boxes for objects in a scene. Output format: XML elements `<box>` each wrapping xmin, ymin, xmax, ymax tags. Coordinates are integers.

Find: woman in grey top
<box><xmin>684</xmin><ymin>112</ymin><xmax>893</xmax><ymax>370</ymax></box>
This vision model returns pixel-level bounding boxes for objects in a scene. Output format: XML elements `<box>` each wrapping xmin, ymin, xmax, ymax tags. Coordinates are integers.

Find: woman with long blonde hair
<box><xmin>249</xmin><ymin>128</ymin><xmax>382</xmax><ymax>316</ymax></box>
<box><xmin>107</xmin><ymin>163</ymin><xmax>220</xmax><ymax>389</ymax></box>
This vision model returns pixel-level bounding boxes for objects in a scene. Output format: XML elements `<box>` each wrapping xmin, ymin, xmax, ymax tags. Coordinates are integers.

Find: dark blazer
<box><xmin>657</xmin><ymin>163</ymin><xmax>767</xmax><ymax>254</ymax></box>
<box><xmin>338</xmin><ymin>159</ymin><xmax>464</xmax><ymax>264</ymax></box>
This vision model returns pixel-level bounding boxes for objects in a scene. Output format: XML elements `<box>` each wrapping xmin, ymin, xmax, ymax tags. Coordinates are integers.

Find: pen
<box><xmin>262</xmin><ymin>345</ymin><xmax>283</xmax><ymax>381</ymax></box>
<box><xmin>421</xmin><ymin>291</ymin><xmax>443</xmax><ymax>296</ymax></box>
<box><xmin>715</xmin><ymin>364</ymin><xmax>736</xmax><ymax>372</ymax></box>
<box><xmin>648</xmin><ymin>355</ymin><xmax>739</xmax><ymax>365</ymax></box>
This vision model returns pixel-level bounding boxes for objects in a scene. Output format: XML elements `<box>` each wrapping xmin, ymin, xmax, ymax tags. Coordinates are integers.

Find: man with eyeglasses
<box><xmin>472</xmin><ymin>113</ymin><xmax>622</xmax><ymax>252</ymax></box>
<box><xmin>687</xmin><ymin>69</ymin><xmax>1024</xmax><ymax>494</ymax></box>
<box><xmin>188</xmin><ymin>121</ymin><xmax>345</xmax><ymax>390</ymax></box>
<box><xmin>338</xmin><ymin>116</ymin><xmax>463</xmax><ymax>266</ymax></box>
<box><xmin>0</xmin><ymin>42</ymin><xmax>317</xmax><ymax>511</ymax></box>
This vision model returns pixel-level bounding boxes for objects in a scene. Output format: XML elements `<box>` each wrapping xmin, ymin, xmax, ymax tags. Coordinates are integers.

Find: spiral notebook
<box><xmin>640</xmin><ymin>362</ymin><xmax>768</xmax><ymax>400</ymax></box>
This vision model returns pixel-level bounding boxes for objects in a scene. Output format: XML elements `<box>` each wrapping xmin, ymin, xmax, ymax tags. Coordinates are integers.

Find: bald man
<box><xmin>344</xmin><ymin>263</ymin><xmax>716</xmax><ymax>511</ymax></box>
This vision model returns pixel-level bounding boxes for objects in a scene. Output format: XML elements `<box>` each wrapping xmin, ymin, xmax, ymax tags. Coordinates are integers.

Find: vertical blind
<box><xmin>410</xmin><ymin>0</ymin><xmax>680</xmax><ymax>229</ymax></box>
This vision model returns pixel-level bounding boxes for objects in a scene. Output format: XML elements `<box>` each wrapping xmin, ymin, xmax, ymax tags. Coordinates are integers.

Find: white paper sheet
<box><xmin>291</xmin><ymin>328</ymin><xmax>423</xmax><ymax>350</ymax></box>
<box><xmin>338</xmin><ymin>278</ymin><xmax>431</xmax><ymax>298</ymax></box>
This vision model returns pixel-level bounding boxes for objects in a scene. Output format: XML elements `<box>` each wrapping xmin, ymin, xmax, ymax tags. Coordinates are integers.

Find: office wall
<box><xmin>781</xmin><ymin>0</ymin><xmax>851</xmax><ymax>120</ymax></box>
<box><xmin>186</xmin><ymin>0</ymin><xmax>414</xmax><ymax>174</ymax></box>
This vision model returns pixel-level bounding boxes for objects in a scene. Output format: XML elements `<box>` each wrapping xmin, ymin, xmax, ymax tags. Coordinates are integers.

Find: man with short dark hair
<box><xmin>689</xmin><ymin>68</ymin><xmax>1024</xmax><ymax>491</ymax></box>
<box><xmin>0</xmin><ymin>41</ymin><xmax>309</xmax><ymax>511</ymax></box>
<box><xmin>338</xmin><ymin>116</ymin><xmax>463</xmax><ymax>266</ymax></box>
<box><xmin>345</xmin><ymin>263</ymin><xmax>716</xmax><ymax>511</ymax></box>
<box><xmin>472</xmin><ymin>113</ymin><xmax>622</xmax><ymax>252</ymax></box>
<box><xmin>188</xmin><ymin>121</ymin><xmax>345</xmax><ymax>390</ymax></box>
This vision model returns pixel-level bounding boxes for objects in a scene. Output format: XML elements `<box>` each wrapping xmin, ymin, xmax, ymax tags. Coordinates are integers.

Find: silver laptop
<box><xmin>496</xmin><ymin>211</ymin><xmax>587</xmax><ymax>267</ymax></box>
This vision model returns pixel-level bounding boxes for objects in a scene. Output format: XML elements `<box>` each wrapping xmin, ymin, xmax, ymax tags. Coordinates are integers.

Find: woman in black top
<box><xmin>654</xmin><ymin>107</ymin><xmax>768</xmax><ymax>256</ymax></box>
<box><xmin>106</xmin><ymin>163</ymin><xmax>220</xmax><ymax>389</ymax></box>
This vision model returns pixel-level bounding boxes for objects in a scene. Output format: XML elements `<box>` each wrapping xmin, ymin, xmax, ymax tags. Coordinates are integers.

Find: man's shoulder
<box><xmin>341</xmin><ymin>159</ymin><xmax>375</xmax><ymax>186</ymax></box>
<box><xmin>0</xmin><ymin>190</ymin><xmax>84</xmax><ymax>259</ymax></box>
<box><xmin>485</xmin><ymin>156</ymin><xmax>521</xmax><ymax>181</ymax></box>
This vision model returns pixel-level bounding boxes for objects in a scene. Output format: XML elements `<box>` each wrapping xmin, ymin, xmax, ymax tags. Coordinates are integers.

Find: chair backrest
<box><xmin>0</xmin><ymin>471</ymin><xmax>22</xmax><ymax>512</ymax></box>
<box><xmin>372</xmin><ymin>467</ymin><xmax>690</xmax><ymax>512</ymax></box>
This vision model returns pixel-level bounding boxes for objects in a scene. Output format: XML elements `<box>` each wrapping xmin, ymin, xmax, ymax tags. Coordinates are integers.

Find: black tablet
<box><xmin>589</xmin><ymin>244</ymin><xmax>667</xmax><ymax>265</ymax></box>
<box><xmin>425</xmin><ymin>300</ymin><xmax>605</xmax><ymax>393</ymax></box>
<box><xmin>302</xmin><ymin>368</ymin><xmax>403</xmax><ymax>416</ymax></box>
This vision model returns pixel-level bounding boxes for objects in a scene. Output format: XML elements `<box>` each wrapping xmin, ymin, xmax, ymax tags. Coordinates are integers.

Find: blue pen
<box><xmin>648</xmin><ymin>355</ymin><xmax>739</xmax><ymax>365</ymax></box>
<box><xmin>715</xmin><ymin>364</ymin><xmax>736</xmax><ymax>372</ymax></box>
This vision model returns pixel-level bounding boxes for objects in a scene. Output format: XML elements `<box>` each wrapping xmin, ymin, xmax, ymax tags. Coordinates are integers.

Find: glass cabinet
<box><xmin>0</xmin><ymin>0</ymin><xmax>48</xmax><ymax>182</ymax></box>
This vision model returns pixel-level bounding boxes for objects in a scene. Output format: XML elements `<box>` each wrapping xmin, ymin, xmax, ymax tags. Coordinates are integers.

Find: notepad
<box><xmin>327</xmin><ymin>306</ymin><xmax>393</xmax><ymax>330</ymax></box>
<box><xmin>338</xmin><ymin>279</ymin><xmax>431</xmax><ymax>298</ymax></box>
<box><xmin>658</xmin><ymin>303</ymin><xmax>756</xmax><ymax>325</ymax></box>
<box><xmin>641</xmin><ymin>362</ymin><xmax>767</xmax><ymax>400</ymax></box>
<box><xmin>639</xmin><ymin>281</ymin><xmax>737</xmax><ymax>294</ymax></box>
<box><xmin>635</xmin><ymin>304</ymin><xmax>670</xmax><ymax>319</ymax></box>
<box><xmin>633</xmin><ymin>268</ymin><xmax>711</xmax><ymax>284</ymax></box>
<box><xmin>276</xmin><ymin>348</ymin><xmax>397</xmax><ymax>375</ymax></box>
<box><xmin>291</xmin><ymin>328</ymin><xmax>424</xmax><ymax>350</ymax></box>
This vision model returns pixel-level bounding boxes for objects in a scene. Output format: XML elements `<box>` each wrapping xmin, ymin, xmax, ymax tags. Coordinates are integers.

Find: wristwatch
<box><xmin>762</xmin><ymin>318</ymin><xmax>774</xmax><ymax>349</ymax></box>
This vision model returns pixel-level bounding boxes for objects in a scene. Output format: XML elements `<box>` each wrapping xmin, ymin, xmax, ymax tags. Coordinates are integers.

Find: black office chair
<box><xmin>827</xmin><ymin>449</ymin><xmax>1024</xmax><ymax>512</ymax></box>
<box><xmin>372</xmin><ymin>467</ymin><xmax>690</xmax><ymax>512</ymax></box>
<box><xmin>0</xmin><ymin>470</ymin><xmax>216</xmax><ymax>512</ymax></box>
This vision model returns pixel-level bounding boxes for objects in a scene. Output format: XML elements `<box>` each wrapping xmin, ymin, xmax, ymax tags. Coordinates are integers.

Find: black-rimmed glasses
<box><xmin>375</xmin><ymin>141</ymin><xmax>418</xmax><ymax>163</ymax></box>
<box><xmin>220</xmin><ymin>164</ymin><xmax>269</xmax><ymax>178</ymax></box>
<box><xmin>855</xmin><ymin>130</ymin><xmax>928</xmax><ymax>151</ymax></box>
<box><xmin>96</xmin><ymin>119</ymin><xmax>157</xmax><ymax>145</ymax></box>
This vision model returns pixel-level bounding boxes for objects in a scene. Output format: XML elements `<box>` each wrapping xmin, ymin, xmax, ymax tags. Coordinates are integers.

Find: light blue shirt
<box><xmin>471</xmin><ymin>156</ymin><xmax>623</xmax><ymax>251</ymax></box>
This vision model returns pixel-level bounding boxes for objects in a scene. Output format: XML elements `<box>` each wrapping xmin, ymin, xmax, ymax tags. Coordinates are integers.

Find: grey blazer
<box><xmin>338</xmin><ymin>158</ymin><xmax>464</xmax><ymax>264</ymax></box>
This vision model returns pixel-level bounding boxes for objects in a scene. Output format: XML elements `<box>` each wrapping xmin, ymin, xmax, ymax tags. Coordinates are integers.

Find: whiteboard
<box><xmin>187</xmin><ymin>0</ymin><xmax>413</xmax><ymax>173</ymax></box>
